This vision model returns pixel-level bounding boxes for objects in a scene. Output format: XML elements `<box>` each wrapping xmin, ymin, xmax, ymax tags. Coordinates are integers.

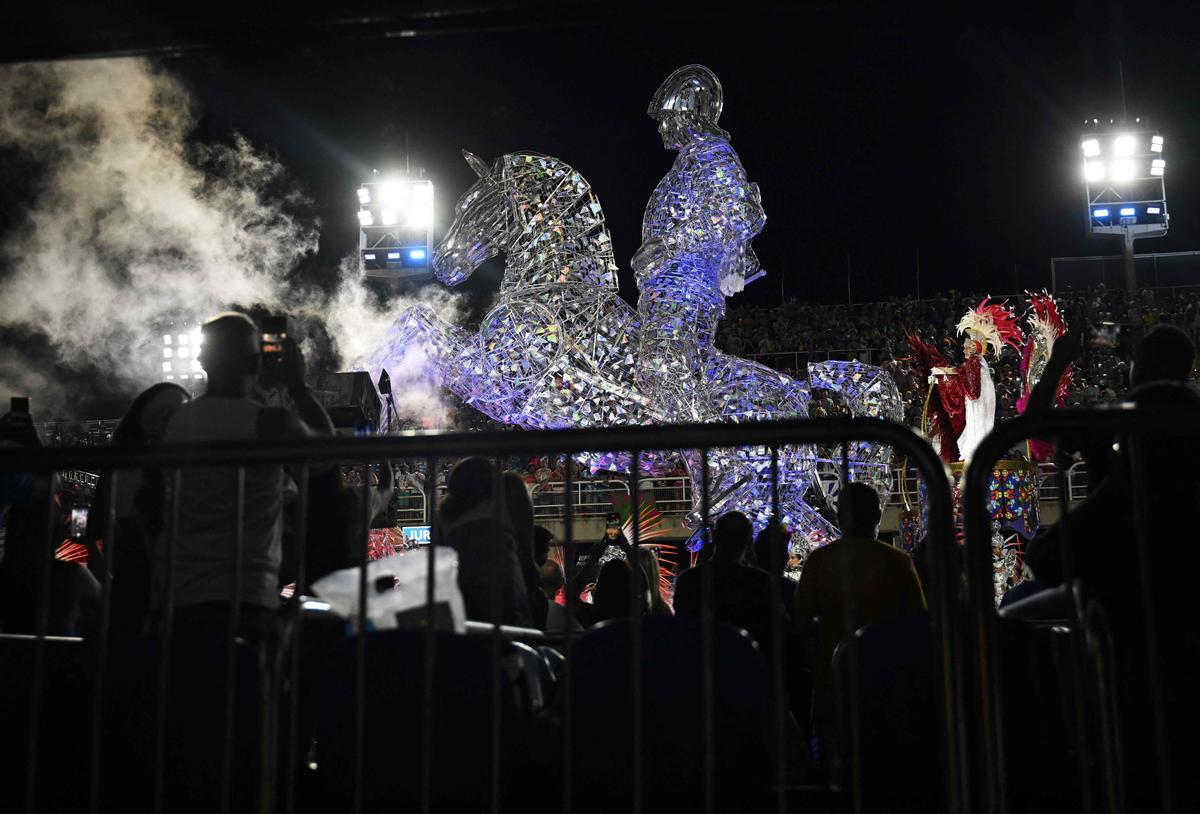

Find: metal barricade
<box><xmin>962</xmin><ymin>410</ymin><xmax>1198</xmax><ymax>814</ymax></box>
<box><xmin>1</xmin><ymin>417</ymin><xmax>964</xmax><ymax>814</ymax></box>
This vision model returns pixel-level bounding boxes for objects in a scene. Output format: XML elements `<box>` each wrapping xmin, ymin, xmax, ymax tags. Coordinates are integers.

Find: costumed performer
<box><xmin>1016</xmin><ymin>291</ymin><xmax>1072</xmax><ymax>461</ymax></box>
<box><xmin>909</xmin><ymin>298</ymin><xmax>1024</xmax><ymax>463</ymax></box>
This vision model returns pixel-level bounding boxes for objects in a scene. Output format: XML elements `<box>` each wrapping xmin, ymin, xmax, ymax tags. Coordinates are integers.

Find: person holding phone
<box><xmin>149</xmin><ymin>312</ymin><xmax>334</xmax><ymax>641</ymax></box>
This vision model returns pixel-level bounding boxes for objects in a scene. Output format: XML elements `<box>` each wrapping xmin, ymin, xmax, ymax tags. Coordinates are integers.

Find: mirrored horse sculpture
<box><xmin>364</xmin><ymin>147</ymin><xmax>901</xmax><ymax>549</ymax></box>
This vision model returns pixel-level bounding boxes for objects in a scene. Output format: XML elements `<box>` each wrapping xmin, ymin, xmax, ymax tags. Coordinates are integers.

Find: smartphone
<box><xmin>262</xmin><ymin>316</ymin><xmax>287</xmax><ymax>362</ymax></box>
<box><xmin>10</xmin><ymin>396</ymin><xmax>29</xmax><ymax>415</ymax></box>
<box><xmin>69</xmin><ymin>506</ymin><xmax>89</xmax><ymax>539</ymax></box>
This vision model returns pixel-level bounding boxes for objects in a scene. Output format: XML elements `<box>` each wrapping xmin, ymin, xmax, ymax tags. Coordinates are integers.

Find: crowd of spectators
<box><xmin>2</xmin><ymin>304</ymin><xmax>1197</xmax><ymax>809</ymax></box>
<box><xmin>718</xmin><ymin>285</ymin><xmax>1200</xmax><ymax>427</ymax></box>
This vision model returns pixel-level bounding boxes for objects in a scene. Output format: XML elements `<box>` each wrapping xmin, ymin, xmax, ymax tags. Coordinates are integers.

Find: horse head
<box><xmin>433</xmin><ymin>151</ymin><xmax>514</xmax><ymax>286</ymax></box>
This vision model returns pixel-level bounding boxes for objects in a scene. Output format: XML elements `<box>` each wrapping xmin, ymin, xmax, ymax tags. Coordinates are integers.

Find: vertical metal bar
<box><xmin>1055</xmin><ymin>445</ymin><xmax>1094</xmax><ymax>814</ymax></box>
<box><xmin>352</xmin><ymin>461</ymin><xmax>371</xmax><ymax>814</ymax></box>
<box><xmin>490</xmin><ymin>456</ymin><xmax>504</xmax><ymax>814</ymax></box>
<box><xmin>87</xmin><ymin>469</ymin><xmax>119</xmax><ymax>813</ymax></box>
<box><xmin>965</xmin><ymin>452</ymin><xmax>1006</xmax><ymax>814</ymax></box>
<box><xmin>629</xmin><ymin>449</ymin><xmax>643</xmax><ymax>814</ymax></box>
<box><xmin>220</xmin><ymin>466</ymin><xmax>246</xmax><ymax>814</ymax></box>
<box><xmin>925</xmin><ymin>450</ymin><xmax>966</xmax><ymax>814</ymax></box>
<box><xmin>700</xmin><ymin>448</ymin><xmax>714</xmax><ymax>814</ymax></box>
<box><xmin>1087</xmin><ymin>604</ymin><xmax>1125</xmax><ymax>814</ymax></box>
<box><xmin>23</xmin><ymin>476</ymin><xmax>58</xmax><ymax>814</ymax></box>
<box><xmin>560</xmin><ymin>453</ymin><xmax>575</xmax><ymax>814</ymax></box>
<box><xmin>1125</xmin><ymin>433</ymin><xmax>1173</xmax><ymax>810</ymax></box>
<box><xmin>840</xmin><ymin>444</ymin><xmax>864</xmax><ymax>814</ymax></box>
<box><xmin>421</xmin><ymin>456</ymin><xmax>437</xmax><ymax>814</ymax></box>
<box><xmin>283</xmin><ymin>464</ymin><xmax>310</xmax><ymax>814</ymax></box>
<box><xmin>768</xmin><ymin>447</ymin><xmax>786</xmax><ymax>814</ymax></box>
<box><xmin>153</xmin><ymin>469</ymin><xmax>182</xmax><ymax>814</ymax></box>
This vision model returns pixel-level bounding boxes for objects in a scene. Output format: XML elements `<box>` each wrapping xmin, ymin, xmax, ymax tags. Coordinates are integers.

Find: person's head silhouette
<box><xmin>1131</xmin><ymin>324</ymin><xmax>1195</xmax><ymax>388</ymax></box>
<box><xmin>837</xmin><ymin>482</ymin><xmax>882</xmax><ymax>540</ymax></box>
<box><xmin>198</xmin><ymin>312</ymin><xmax>261</xmax><ymax>397</ymax></box>
<box><xmin>712</xmin><ymin>511</ymin><xmax>753</xmax><ymax>561</ymax></box>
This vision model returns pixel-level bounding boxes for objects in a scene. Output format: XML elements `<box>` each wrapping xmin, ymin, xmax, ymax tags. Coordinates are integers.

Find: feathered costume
<box><xmin>1017</xmin><ymin>291</ymin><xmax>1071</xmax><ymax>461</ymax></box>
<box><xmin>908</xmin><ymin>298</ymin><xmax>1023</xmax><ymax>463</ymax></box>
<box><xmin>906</xmin><ymin>333</ymin><xmax>960</xmax><ymax>462</ymax></box>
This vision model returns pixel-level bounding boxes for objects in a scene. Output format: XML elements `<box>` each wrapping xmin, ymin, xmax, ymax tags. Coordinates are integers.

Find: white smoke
<box><xmin>323</xmin><ymin>253</ymin><xmax>465</xmax><ymax>428</ymax></box>
<box><xmin>0</xmin><ymin>57</ymin><xmax>463</xmax><ymax>426</ymax></box>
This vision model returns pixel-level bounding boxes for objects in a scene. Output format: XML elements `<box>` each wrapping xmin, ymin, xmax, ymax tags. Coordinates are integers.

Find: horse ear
<box><xmin>462</xmin><ymin>150</ymin><xmax>491</xmax><ymax>179</ymax></box>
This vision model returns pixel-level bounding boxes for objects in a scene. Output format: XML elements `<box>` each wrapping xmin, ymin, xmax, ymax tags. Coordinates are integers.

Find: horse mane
<box><xmin>497</xmin><ymin>152</ymin><xmax>619</xmax><ymax>290</ymax></box>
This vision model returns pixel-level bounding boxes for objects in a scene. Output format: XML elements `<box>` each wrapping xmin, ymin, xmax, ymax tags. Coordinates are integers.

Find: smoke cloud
<box><xmin>0</xmin><ymin>58</ymin><xmax>461</xmax><ymax>425</ymax></box>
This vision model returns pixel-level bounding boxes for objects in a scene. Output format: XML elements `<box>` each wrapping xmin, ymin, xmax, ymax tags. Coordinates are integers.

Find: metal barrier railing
<box><xmin>1</xmin><ymin>417</ymin><xmax>964</xmax><ymax>814</ymax></box>
<box><xmin>962</xmin><ymin>409</ymin><xmax>1197</xmax><ymax>814</ymax></box>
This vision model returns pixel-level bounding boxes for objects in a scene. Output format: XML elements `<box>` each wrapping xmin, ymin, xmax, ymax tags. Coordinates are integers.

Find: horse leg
<box><xmin>364</xmin><ymin>303</ymin><xmax>524</xmax><ymax>426</ymax></box>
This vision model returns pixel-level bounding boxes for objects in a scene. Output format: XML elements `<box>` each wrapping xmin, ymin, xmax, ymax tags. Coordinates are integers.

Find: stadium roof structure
<box><xmin>1</xmin><ymin>1</ymin><xmax>805</xmax><ymax>63</ymax></box>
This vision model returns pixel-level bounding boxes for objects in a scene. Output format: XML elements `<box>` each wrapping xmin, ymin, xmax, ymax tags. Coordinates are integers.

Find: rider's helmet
<box><xmin>647</xmin><ymin>64</ymin><xmax>724</xmax><ymax>125</ymax></box>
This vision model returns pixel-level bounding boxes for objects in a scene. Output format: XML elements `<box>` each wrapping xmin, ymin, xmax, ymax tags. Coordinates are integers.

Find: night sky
<box><xmin>4</xmin><ymin>1</ymin><xmax>1200</xmax><ymax>421</ymax></box>
<box><xmin>163</xmin><ymin>2</ymin><xmax>1200</xmax><ymax>307</ymax></box>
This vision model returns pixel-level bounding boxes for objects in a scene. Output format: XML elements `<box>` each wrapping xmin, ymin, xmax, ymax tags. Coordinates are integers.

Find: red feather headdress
<box><xmin>955</xmin><ymin>297</ymin><xmax>1024</xmax><ymax>358</ymax></box>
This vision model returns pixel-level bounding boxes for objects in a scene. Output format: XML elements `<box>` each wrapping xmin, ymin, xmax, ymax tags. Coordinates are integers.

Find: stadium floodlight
<box><xmin>154</xmin><ymin>324</ymin><xmax>204</xmax><ymax>386</ymax></box>
<box><xmin>357</xmin><ymin>174</ymin><xmax>435</xmax><ymax>280</ymax></box>
<box><xmin>1110</xmin><ymin>159</ymin><xmax>1136</xmax><ymax>182</ymax></box>
<box><xmin>1081</xmin><ymin>121</ymin><xmax>1169</xmax><ymax>293</ymax></box>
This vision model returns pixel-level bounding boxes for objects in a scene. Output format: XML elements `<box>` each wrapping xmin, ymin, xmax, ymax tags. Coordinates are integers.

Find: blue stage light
<box><xmin>1093</xmin><ymin>208</ymin><xmax>1109</xmax><ymax>217</ymax></box>
<box><xmin>386</xmin><ymin>251</ymin><xmax>401</xmax><ymax>260</ymax></box>
<box><xmin>409</xmin><ymin>248</ymin><xmax>427</xmax><ymax>261</ymax></box>
<box><xmin>1147</xmin><ymin>206</ymin><xmax>1162</xmax><ymax>215</ymax></box>
<box><xmin>1119</xmin><ymin>207</ymin><xmax>1136</xmax><ymax>216</ymax></box>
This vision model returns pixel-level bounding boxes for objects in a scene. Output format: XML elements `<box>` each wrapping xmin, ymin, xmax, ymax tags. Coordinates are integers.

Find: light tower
<box><xmin>357</xmin><ymin>174</ymin><xmax>435</xmax><ymax>281</ymax></box>
<box><xmin>1081</xmin><ymin>118</ymin><xmax>1168</xmax><ymax>294</ymax></box>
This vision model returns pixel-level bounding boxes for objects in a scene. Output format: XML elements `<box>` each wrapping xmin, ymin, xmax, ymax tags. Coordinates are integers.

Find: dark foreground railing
<box><xmin>1</xmin><ymin>417</ymin><xmax>963</xmax><ymax>814</ymax></box>
<box><xmin>963</xmin><ymin>408</ymin><xmax>1200</xmax><ymax>814</ymax></box>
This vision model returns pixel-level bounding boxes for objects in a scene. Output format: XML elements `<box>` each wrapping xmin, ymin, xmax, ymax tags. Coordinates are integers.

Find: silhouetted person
<box><xmin>588</xmin><ymin>559</ymin><xmax>635</xmax><ymax>626</ymax></box>
<box><xmin>1130</xmin><ymin>323</ymin><xmax>1195</xmax><ymax>388</ymax></box>
<box><xmin>792</xmin><ymin>483</ymin><xmax>926</xmax><ymax>752</ymax></box>
<box><xmin>0</xmin><ymin>403</ymin><xmax>101</xmax><ymax>636</ymax></box>
<box><xmin>152</xmin><ymin>312</ymin><xmax>333</xmax><ymax>642</ymax></box>
<box><xmin>434</xmin><ymin>457</ymin><xmax>532</xmax><ymax>627</ymax></box>
<box><xmin>634</xmin><ymin>547</ymin><xmax>673</xmax><ymax>617</ymax></box>
<box><xmin>86</xmin><ymin>382</ymin><xmax>190</xmax><ymax>639</ymax></box>
<box><xmin>754</xmin><ymin>522</ymin><xmax>797</xmax><ymax>607</ymax></box>
<box><xmin>501</xmin><ymin>470</ymin><xmax>546</xmax><ymax>628</ymax></box>
<box><xmin>1022</xmin><ymin>381</ymin><xmax>1200</xmax><ymax>808</ymax></box>
<box><xmin>674</xmin><ymin>511</ymin><xmax>787</xmax><ymax>656</ymax></box>
<box><xmin>568</xmin><ymin>512</ymin><xmax>634</xmax><ymax>600</ymax></box>
<box><xmin>533</xmin><ymin>524</ymin><xmax>554</xmax><ymax>567</ymax></box>
<box><xmin>537</xmin><ymin>558</ymin><xmax>582</xmax><ymax>634</ymax></box>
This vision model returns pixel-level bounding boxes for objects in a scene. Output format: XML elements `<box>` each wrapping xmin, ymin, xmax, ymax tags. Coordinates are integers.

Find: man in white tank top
<box><xmin>155</xmin><ymin>312</ymin><xmax>333</xmax><ymax>635</ymax></box>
